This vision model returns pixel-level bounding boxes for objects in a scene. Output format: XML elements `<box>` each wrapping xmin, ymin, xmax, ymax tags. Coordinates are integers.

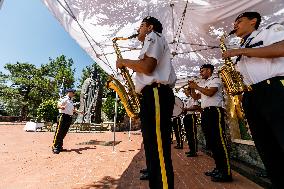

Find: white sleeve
<box><xmin>208</xmin><ymin>78</ymin><xmax>222</xmax><ymax>88</ymax></box>
<box><xmin>138</xmin><ymin>32</ymin><xmax>162</xmax><ymax>62</ymax></box>
<box><xmin>263</xmin><ymin>24</ymin><xmax>284</xmax><ymax>46</ymax></box>
<box><xmin>58</xmin><ymin>98</ymin><xmax>67</xmax><ymax>106</ymax></box>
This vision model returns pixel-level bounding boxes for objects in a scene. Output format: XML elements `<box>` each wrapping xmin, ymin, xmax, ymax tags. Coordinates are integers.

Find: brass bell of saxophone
<box><xmin>106</xmin><ymin>33</ymin><xmax>140</xmax><ymax>118</ymax></box>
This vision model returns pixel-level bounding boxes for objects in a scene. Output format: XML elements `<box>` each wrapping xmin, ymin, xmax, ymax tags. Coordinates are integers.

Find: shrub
<box><xmin>37</xmin><ymin>99</ymin><xmax>58</xmax><ymax>123</ymax></box>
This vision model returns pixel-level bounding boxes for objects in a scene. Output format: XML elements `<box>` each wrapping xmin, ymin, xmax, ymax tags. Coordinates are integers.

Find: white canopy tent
<box><xmin>42</xmin><ymin>0</ymin><xmax>284</xmax><ymax>149</ymax></box>
<box><xmin>43</xmin><ymin>0</ymin><xmax>284</xmax><ymax>85</ymax></box>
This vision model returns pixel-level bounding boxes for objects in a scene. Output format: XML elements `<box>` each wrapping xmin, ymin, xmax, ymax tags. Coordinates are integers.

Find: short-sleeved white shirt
<box><xmin>185</xmin><ymin>97</ymin><xmax>199</xmax><ymax>114</ymax></box>
<box><xmin>200</xmin><ymin>75</ymin><xmax>224</xmax><ymax>109</ymax></box>
<box><xmin>236</xmin><ymin>23</ymin><xmax>284</xmax><ymax>85</ymax></box>
<box><xmin>135</xmin><ymin>31</ymin><xmax>177</xmax><ymax>92</ymax></box>
<box><xmin>58</xmin><ymin>95</ymin><xmax>74</xmax><ymax>116</ymax></box>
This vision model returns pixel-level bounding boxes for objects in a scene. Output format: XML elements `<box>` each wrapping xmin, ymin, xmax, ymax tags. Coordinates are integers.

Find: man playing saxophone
<box><xmin>116</xmin><ymin>16</ymin><xmax>176</xmax><ymax>189</ymax></box>
<box><xmin>222</xmin><ymin>12</ymin><xmax>284</xmax><ymax>188</ymax></box>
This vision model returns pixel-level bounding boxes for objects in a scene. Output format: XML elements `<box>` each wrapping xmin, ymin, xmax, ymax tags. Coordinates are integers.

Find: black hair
<box><xmin>142</xmin><ymin>16</ymin><xmax>163</xmax><ymax>33</ymax></box>
<box><xmin>235</xmin><ymin>12</ymin><xmax>261</xmax><ymax>29</ymax></box>
<box><xmin>200</xmin><ymin>64</ymin><xmax>214</xmax><ymax>72</ymax></box>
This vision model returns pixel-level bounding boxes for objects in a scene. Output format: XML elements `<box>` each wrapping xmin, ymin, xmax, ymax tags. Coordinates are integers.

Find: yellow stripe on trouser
<box><xmin>52</xmin><ymin>114</ymin><xmax>63</xmax><ymax>148</ymax></box>
<box><xmin>217</xmin><ymin>108</ymin><xmax>231</xmax><ymax>175</ymax></box>
<box><xmin>153</xmin><ymin>88</ymin><xmax>168</xmax><ymax>189</ymax></box>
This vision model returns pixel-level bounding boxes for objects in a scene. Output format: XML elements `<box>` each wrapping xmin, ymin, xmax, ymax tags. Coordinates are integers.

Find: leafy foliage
<box><xmin>102</xmin><ymin>91</ymin><xmax>126</xmax><ymax>123</ymax></box>
<box><xmin>0</xmin><ymin>55</ymin><xmax>75</xmax><ymax>120</ymax></box>
<box><xmin>37</xmin><ymin>99</ymin><xmax>58</xmax><ymax>122</ymax></box>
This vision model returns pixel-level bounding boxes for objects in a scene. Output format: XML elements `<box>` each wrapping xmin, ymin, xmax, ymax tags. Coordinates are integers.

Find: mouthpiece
<box><xmin>228</xmin><ymin>30</ymin><xmax>236</xmax><ymax>36</ymax></box>
<box><xmin>128</xmin><ymin>33</ymin><xmax>138</xmax><ymax>39</ymax></box>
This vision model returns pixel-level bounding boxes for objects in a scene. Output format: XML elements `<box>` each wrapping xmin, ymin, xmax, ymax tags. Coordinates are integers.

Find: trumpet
<box><xmin>175</xmin><ymin>83</ymin><xmax>190</xmax><ymax>93</ymax></box>
<box><xmin>174</xmin><ymin>77</ymin><xmax>201</xmax><ymax>93</ymax></box>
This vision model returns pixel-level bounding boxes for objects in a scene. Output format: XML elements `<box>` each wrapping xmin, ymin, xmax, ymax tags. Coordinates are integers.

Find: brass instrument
<box><xmin>106</xmin><ymin>34</ymin><xmax>140</xmax><ymax>118</ymax></box>
<box><xmin>175</xmin><ymin>83</ymin><xmax>190</xmax><ymax>93</ymax></box>
<box><xmin>175</xmin><ymin>78</ymin><xmax>200</xmax><ymax>93</ymax></box>
<box><xmin>218</xmin><ymin>32</ymin><xmax>246</xmax><ymax>96</ymax></box>
<box><xmin>219</xmin><ymin>31</ymin><xmax>247</xmax><ymax>121</ymax></box>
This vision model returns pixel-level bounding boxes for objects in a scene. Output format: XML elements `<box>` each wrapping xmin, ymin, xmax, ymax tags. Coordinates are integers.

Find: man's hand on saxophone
<box><xmin>116</xmin><ymin>58</ymin><xmax>126</xmax><ymax>69</ymax></box>
<box><xmin>116</xmin><ymin>55</ymin><xmax>157</xmax><ymax>75</ymax></box>
<box><xmin>222</xmin><ymin>48</ymin><xmax>244</xmax><ymax>58</ymax></box>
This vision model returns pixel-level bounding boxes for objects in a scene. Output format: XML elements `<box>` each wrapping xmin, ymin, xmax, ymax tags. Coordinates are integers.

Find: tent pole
<box><xmin>128</xmin><ymin>117</ymin><xmax>132</xmax><ymax>141</ymax></box>
<box><xmin>113</xmin><ymin>92</ymin><xmax>118</xmax><ymax>152</ymax></box>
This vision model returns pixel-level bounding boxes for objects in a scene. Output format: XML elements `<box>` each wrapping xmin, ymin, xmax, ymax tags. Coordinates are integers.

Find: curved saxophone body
<box><xmin>218</xmin><ymin>34</ymin><xmax>246</xmax><ymax>96</ymax></box>
<box><xmin>106</xmin><ymin>35</ymin><xmax>140</xmax><ymax>118</ymax></box>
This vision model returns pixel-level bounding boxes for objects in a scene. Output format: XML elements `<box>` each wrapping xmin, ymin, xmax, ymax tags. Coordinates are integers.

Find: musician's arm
<box><xmin>190</xmin><ymin>89</ymin><xmax>201</xmax><ymax>100</ymax></box>
<box><xmin>195</xmin><ymin>86</ymin><xmax>218</xmax><ymax>97</ymax></box>
<box><xmin>116</xmin><ymin>55</ymin><xmax>157</xmax><ymax>75</ymax></box>
<box><xmin>223</xmin><ymin>40</ymin><xmax>284</xmax><ymax>58</ymax></box>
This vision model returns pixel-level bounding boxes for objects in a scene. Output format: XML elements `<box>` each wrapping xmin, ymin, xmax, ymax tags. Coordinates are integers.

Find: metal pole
<box><xmin>113</xmin><ymin>92</ymin><xmax>118</xmax><ymax>151</ymax></box>
<box><xmin>128</xmin><ymin>117</ymin><xmax>132</xmax><ymax>141</ymax></box>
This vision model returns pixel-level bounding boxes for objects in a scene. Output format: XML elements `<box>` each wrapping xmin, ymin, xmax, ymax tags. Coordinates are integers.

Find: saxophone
<box><xmin>106</xmin><ymin>34</ymin><xmax>140</xmax><ymax>118</ymax></box>
<box><xmin>218</xmin><ymin>32</ymin><xmax>246</xmax><ymax>96</ymax></box>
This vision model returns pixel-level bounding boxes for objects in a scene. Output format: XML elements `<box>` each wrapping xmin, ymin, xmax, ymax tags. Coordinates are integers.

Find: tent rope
<box><xmin>171</xmin><ymin>0</ymin><xmax>189</xmax><ymax>56</ymax></box>
<box><xmin>57</xmin><ymin>0</ymin><xmax>117</xmax><ymax>75</ymax></box>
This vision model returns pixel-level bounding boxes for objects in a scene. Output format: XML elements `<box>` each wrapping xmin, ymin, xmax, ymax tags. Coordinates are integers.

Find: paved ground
<box><xmin>0</xmin><ymin>124</ymin><xmax>263</xmax><ymax>189</ymax></box>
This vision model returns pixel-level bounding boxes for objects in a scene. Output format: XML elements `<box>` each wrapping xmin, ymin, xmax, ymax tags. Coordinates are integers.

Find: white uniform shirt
<box><xmin>58</xmin><ymin>95</ymin><xmax>74</xmax><ymax>116</ymax></box>
<box><xmin>236</xmin><ymin>23</ymin><xmax>284</xmax><ymax>85</ymax></box>
<box><xmin>184</xmin><ymin>97</ymin><xmax>198</xmax><ymax>114</ymax></box>
<box><xmin>135</xmin><ymin>31</ymin><xmax>177</xmax><ymax>92</ymax></box>
<box><xmin>200</xmin><ymin>75</ymin><xmax>223</xmax><ymax>109</ymax></box>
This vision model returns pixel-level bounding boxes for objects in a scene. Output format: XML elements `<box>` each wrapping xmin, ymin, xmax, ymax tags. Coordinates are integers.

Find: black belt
<box><xmin>203</xmin><ymin>106</ymin><xmax>222</xmax><ymax>110</ymax></box>
<box><xmin>249</xmin><ymin>76</ymin><xmax>284</xmax><ymax>91</ymax></box>
<box><xmin>141</xmin><ymin>82</ymin><xmax>170</xmax><ymax>93</ymax></box>
<box><xmin>59</xmin><ymin>113</ymin><xmax>73</xmax><ymax>117</ymax></box>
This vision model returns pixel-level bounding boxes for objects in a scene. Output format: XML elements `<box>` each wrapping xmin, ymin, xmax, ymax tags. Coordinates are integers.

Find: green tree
<box><xmin>0</xmin><ymin>55</ymin><xmax>76</xmax><ymax>120</ymax></box>
<box><xmin>102</xmin><ymin>90</ymin><xmax>126</xmax><ymax>123</ymax></box>
<box><xmin>37</xmin><ymin>99</ymin><xmax>58</xmax><ymax>123</ymax></box>
<box><xmin>41</xmin><ymin>55</ymin><xmax>76</xmax><ymax>92</ymax></box>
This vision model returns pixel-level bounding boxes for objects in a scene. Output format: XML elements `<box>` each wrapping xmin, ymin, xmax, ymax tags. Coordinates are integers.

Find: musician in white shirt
<box><xmin>52</xmin><ymin>88</ymin><xmax>82</xmax><ymax>154</ymax></box>
<box><xmin>223</xmin><ymin>11</ymin><xmax>284</xmax><ymax>188</ymax></box>
<box><xmin>182</xmin><ymin>88</ymin><xmax>200</xmax><ymax>157</ymax></box>
<box><xmin>189</xmin><ymin>64</ymin><xmax>232</xmax><ymax>182</ymax></box>
<box><xmin>116</xmin><ymin>16</ymin><xmax>176</xmax><ymax>189</ymax></box>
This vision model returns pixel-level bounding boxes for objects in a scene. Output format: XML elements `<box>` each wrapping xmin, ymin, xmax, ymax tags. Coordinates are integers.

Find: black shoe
<box><xmin>256</xmin><ymin>170</ymin><xmax>268</xmax><ymax>178</ymax></box>
<box><xmin>174</xmin><ymin>145</ymin><xmax>183</xmax><ymax>149</ymax></box>
<box><xmin>204</xmin><ymin>168</ymin><xmax>219</xmax><ymax>176</ymax></box>
<box><xmin>140</xmin><ymin>172</ymin><xmax>149</xmax><ymax>180</ymax></box>
<box><xmin>187</xmin><ymin>152</ymin><xmax>197</xmax><ymax>157</ymax></box>
<box><xmin>52</xmin><ymin>149</ymin><xmax>60</xmax><ymax>154</ymax></box>
<box><xmin>140</xmin><ymin>168</ymin><xmax>148</xmax><ymax>174</ymax></box>
<box><xmin>211</xmin><ymin>172</ymin><xmax>232</xmax><ymax>182</ymax></box>
<box><xmin>59</xmin><ymin>148</ymin><xmax>67</xmax><ymax>152</ymax></box>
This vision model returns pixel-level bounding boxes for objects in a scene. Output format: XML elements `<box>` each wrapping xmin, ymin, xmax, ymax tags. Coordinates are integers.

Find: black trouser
<box><xmin>201</xmin><ymin>107</ymin><xmax>231</xmax><ymax>176</ymax></box>
<box><xmin>183</xmin><ymin>114</ymin><xmax>197</xmax><ymax>153</ymax></box>
<box><xmin>172</xmin><ymin>116</ymin><xmax>183</xmax><ymax>148</ymax></box>
<box><xmin>243</xmin><ymin>76</ymin><xmax>284</xmax><ymax>189</ymax></box>
<box><xmin>140</xmin><ymin>83</ymin><xmax>175</xmax><ymax>189</ymax></box>
<box><xmin>52</xmin><ymin>113</ymin><xmax>72</xmax><ymax>150</ymax></box>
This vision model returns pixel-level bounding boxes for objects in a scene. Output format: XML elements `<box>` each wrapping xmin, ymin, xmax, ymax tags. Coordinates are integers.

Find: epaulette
<box><xmin>266</xmin><ymin>23</ymin><xmax>279</xmax><ymax>29</ymax></box>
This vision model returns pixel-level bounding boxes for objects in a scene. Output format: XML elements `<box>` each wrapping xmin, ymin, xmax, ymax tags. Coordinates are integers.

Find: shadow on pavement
<box><xmin>74</xmin><ymin>144</ymin><xmax>148</xmax><ymax>189</ymax></box>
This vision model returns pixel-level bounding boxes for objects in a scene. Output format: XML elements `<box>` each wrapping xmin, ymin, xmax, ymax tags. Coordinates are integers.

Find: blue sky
<box><xmin>0</xmin><ymin>0</ymin><xmax>95</xmax><ymax>83</ymax></box>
